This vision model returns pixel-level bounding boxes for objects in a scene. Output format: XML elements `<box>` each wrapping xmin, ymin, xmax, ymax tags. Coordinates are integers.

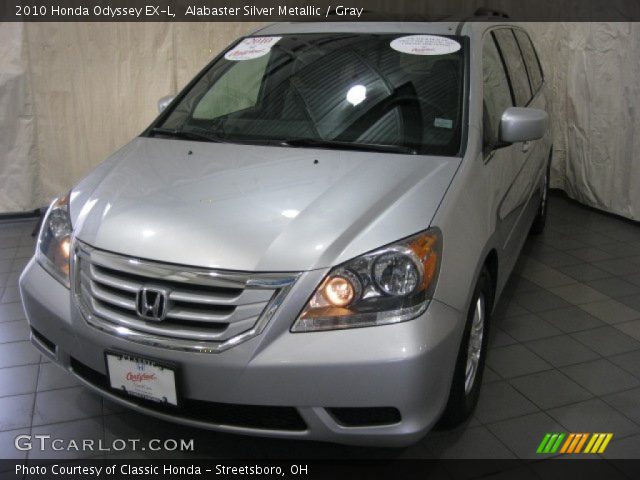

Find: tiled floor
<box><xmin>0</xmin><ymin>193</ymin><xmax>639</xmax><ymax>460</ymax></box>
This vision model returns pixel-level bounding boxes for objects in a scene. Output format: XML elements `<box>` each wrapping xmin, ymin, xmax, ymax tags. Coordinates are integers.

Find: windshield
<box><xmin>155</xmin><ymin>33</ymin><xmax>467</xmax><ymax>156</ymax></box>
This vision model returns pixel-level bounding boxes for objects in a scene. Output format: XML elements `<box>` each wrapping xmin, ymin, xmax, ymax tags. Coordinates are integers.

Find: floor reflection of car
<box><xmin>20</xmin><ymin>15</ymin><xmax>551</xmax><ymax>446</ymax></box>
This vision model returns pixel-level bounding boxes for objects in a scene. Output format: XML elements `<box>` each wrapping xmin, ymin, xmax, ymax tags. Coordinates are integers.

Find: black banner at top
<box><xmin>3</xmin><ymin>0</ymin><xmax>640</xmax><ymax>22</ymax></box>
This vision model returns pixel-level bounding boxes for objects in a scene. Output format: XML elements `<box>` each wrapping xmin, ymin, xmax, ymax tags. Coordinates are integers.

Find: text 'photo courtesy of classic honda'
<box><xmin>19</xmin><ymin>18</ymin><xmax>550</xmax><ymax>446</ymax></box>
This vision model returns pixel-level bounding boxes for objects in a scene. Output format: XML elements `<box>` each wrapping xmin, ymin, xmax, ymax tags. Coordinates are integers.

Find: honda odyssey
<box><xmin>20</xmin><ymin>19</ymin><xmax>551</xmax><ymax>446</ymax></box>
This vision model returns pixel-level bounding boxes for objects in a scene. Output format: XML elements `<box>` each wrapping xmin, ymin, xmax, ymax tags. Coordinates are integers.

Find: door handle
<box><xmin>522</xmin><ymin>141</ymin><xmax>531</xmax><ymax>153</ymax></box>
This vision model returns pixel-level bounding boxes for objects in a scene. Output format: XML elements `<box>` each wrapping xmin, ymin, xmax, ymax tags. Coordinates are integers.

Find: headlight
<box><xmin>36</xmin><ymin>193</ymin><xmax>72</xmax><ymax>288</ymax></box>
<box><xmin>292</xmin><ymin>229</ymin><xmax>441</xmax><ymax>332</ymax></box>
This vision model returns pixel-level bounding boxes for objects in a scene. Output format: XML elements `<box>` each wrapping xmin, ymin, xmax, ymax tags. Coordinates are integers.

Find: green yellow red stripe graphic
<box><xmin>537</xmin><ymin>433</ymin><xmax>613</xmax><ymax>454</ymax></box>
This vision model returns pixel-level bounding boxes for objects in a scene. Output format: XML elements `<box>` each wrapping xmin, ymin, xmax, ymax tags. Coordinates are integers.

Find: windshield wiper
<box><xmin>281</xmin><ymin>138</ymin><xmax>418</xmax><ymax>155</ymax></box>
<box><xmin>150</xmin><ymin>127</ymin><xmax>225</xmax><ymax>143</ymax></box>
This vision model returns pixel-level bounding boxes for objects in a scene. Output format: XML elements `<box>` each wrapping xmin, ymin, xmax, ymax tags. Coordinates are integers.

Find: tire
<box><xmin>439</xmin><ymin>268</ymin><xmax>493</xmax><ymax>427</ymax></box>
<box><xmin>530</xmin><ymin>158</ymin><xmax>551</xmax><ymax>235</ymax></box>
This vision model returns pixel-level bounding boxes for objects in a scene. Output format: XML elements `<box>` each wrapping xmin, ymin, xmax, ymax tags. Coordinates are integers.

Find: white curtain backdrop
<box><xmin>0</xmin><ymin>22</ymin><xmax>264</xmax><ymax>213</ymax></box>
<box><xmin>0</xmin><ymin>22</ymin><xmax>37</xmax><ymax>213</ymax></box>
<box><xmin>0</xmin><ymin>22</ymin><xmax>639</xmax><ymax>221</ymax></box>
<box><xmin>528</xmin><ymin>23</ymin><xmax>640</xmax><ymax>221</ymax></box>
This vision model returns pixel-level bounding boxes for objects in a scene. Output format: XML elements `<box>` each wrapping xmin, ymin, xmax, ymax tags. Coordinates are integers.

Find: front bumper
<box><xmin>19</xmin><ymin>257</ymin><xmax>464</xmax><ymax>447</ymax></box>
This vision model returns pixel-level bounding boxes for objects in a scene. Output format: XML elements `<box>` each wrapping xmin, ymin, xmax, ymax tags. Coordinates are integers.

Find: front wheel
<box><xmin>439</xmin><ymin>268</ymin><xmax>492</xmax><ymax>427</ymax></box>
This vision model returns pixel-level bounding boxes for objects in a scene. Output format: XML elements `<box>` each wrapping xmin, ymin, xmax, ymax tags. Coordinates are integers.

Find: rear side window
<box><xmin>514</xmin><ymin>29</ymin><xmax>543</xmax><ymax>94</ymax></box>
<box><xmin>482</xmin><ymin>34</ymin><xmax>512</xmax><ymax>146</ymax></box>
<box><xmin>493</xmin><ymin>29</ymin><xmax>531</xmax><ymax>106</ymax></box>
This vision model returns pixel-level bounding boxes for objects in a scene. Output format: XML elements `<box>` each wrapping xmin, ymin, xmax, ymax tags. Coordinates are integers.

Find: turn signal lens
<box><xmin>409</xmin><ymin>233</ymin><xmax>438</xmax><ymax>292</ymax></box>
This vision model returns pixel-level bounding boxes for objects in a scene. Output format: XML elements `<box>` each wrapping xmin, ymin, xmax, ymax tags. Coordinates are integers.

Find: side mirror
<box><xmin>157</xmin><ymin>95</ymin><xmax>175</xmax><ymax>113</ymax></box>
<box><xmin>499</xmin><ymin>107</ymin><xmax>548</xmax><ymax>144</ymax></box>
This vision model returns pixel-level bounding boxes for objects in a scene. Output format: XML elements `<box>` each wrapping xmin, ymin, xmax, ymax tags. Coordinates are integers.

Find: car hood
<box><xmin>71</xmin><ymin>137</ymin><xmax>460</xmax><ymax>272</ymax></box>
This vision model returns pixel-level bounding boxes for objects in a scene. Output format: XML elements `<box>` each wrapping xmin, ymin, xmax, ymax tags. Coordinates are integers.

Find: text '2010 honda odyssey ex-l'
<box><xmin>20</xmin><ymin>19</ymin><xmax>551</xmax><ymax>446</ymax></box>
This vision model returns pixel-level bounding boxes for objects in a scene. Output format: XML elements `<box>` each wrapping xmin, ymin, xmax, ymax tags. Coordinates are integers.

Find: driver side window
<box><xmin>482</xmin><ymin>32</ymin><xmax>513</xmax><ymax>151</ymax></box>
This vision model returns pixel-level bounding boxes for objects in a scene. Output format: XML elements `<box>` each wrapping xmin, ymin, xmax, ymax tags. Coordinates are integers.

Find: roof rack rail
<box><xmin>473</xmin><ymin>7</ymin><xmax>509</xmax><ymax>19</ymax></box>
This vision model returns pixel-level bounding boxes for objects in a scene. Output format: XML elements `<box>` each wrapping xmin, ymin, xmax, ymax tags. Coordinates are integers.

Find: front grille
<box><xmin>73</xmin><ymin>242</ymin><xmax>298</xmax><ymax>352</ymax></box>
<box><xmin>70</xmin><ymin>358</ymin><xmax>307</xmax><ymax>431</ymax></box>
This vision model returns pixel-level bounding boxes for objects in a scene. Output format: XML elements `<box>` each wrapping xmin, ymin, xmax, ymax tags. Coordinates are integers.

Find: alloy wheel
<box><xmin>464</xmin><ymin>294</ymin><xmax>485</xmax><ymax>395</ymax></box>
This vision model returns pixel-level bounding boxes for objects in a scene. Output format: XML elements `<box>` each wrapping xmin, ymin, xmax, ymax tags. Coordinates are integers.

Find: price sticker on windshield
<box><xmin>224</xmin><ymin>36</ymin><xmax>281</xmax><ymax>61</ymax></box>
<box><xmin>390</xmin><ymin>35</ymin><xmax>461</xmax><ymax>55</ymax></box>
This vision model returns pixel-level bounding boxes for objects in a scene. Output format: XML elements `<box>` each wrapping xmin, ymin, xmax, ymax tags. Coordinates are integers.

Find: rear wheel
<box><xmin>439</xmin><ymin>268</ymin><xmax>492</xmax><ymax>427</ymax></box>
<box><xmin>530</xmin><ymin>158</ymin><xmax>551</xmax><ymax>235</ymax></box>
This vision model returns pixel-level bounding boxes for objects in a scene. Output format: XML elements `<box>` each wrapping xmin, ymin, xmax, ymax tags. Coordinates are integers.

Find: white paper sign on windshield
<box><xmin>224</xmin><ymin>36</ymin><xmax>282</xmax><ymax>61</ymax></box>
<box><xmin>390</xmin><ymin>35</ymin><xmax>461</xmax><ymax>56</ymax></box>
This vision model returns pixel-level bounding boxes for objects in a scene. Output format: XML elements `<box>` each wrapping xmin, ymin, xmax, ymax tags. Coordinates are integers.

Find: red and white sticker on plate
<box><xmin>390</xmin><ymin>35</ymin><xmax>461</xmax><ymax>56</ymax></box>
<box><xmin>224</xmin><ymin>36</ymin><xmax>282</xmax><ymax>61</ymax></box>
<box><xmin>106</xmin><ymin>353</ymin><xmax>178</xmax><ymax>406</ymax></box>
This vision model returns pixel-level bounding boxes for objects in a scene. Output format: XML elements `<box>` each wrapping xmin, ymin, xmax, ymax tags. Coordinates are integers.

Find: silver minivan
<box><xmin>20</xmin><ymin>19</ymin><xmax>551</xmax><ymax>447</ymax></box>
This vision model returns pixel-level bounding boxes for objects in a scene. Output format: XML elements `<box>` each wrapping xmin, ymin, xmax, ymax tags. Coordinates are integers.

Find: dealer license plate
<box><xmin>105</xmin><ymin>352</ymin><xmax>178</xmax><ymax>406</ymax></box>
